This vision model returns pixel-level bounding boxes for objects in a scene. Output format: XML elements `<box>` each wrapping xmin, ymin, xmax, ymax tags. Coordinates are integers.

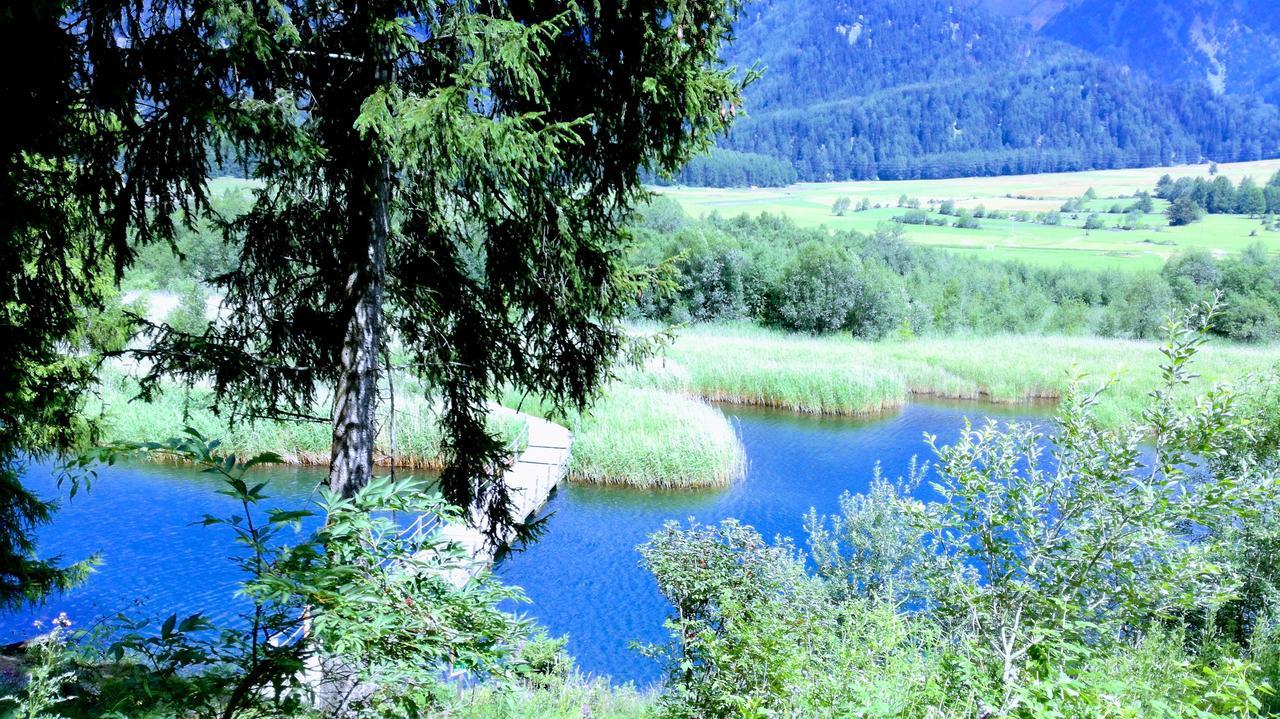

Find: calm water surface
<box><xmin>495</xmin><ymin>400</ymin><xmax>1050</xmax><ymax>684</ymax></box>
<box><xmin>6</xmin><ymin>400</ymin><xmax>1049</xmax><ymax>685</ymax></box>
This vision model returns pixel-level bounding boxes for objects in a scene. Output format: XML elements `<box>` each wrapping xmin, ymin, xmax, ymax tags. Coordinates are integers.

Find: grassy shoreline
<box><xmin>94</xmin><ymin>369</ymin><xmax>525</xmax><ymax>471</ymax></box>
<box><xmin>658</xmin><ymin>325</ymin><xmax>1280</xmax><ymax>427</ymax></box>
<box><xmin>501</xmin><ymin>382</ymin><xmax>746</xmax><ymax>490</ymax></box>
<box><xmin>95</xmin><ymin>328</ymin><xmax>1280</xmax><ymax>491</ymax></box>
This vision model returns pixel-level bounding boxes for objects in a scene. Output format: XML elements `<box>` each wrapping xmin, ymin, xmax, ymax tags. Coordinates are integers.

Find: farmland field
<box><xmin>658</xmin><ymin>159</ymin><xmax>1280</xmax><ymax>270</ymax></box>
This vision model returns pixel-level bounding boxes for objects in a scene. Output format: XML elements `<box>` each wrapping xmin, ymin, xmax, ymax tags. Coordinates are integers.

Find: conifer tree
<box><xmin>1</xmin><ymin>0</ymin><xmax>748</xmax><ymax>603</ymax></box>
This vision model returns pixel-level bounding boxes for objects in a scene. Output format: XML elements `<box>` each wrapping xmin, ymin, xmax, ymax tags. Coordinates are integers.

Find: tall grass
<box><xmin>566</xmin><ymin>385</ymin><xmax>745</xmax><ymax>489</ymax></box>
<box><xmin>661</xmin><ymin>325</ymin><xmax>954</xmax><ymax>414</ymax></box>
<box><xmin>453</xmin><ymin>674</ymin><xmax>657</xmax><ymax>719</ymax></box>
<box><xmin>501</xmin><ymin>379</ymin><xmax>746</xmax><ymax>489</ymax></box>
<box><xmin>100</xmin><ymin>327</ymin><xmax>1273</xmax><ymax>490</ymax></box>
<box><xmin>95</xmin><ymin>368</ymin><xmax>524</xmax><ymax>469</ymax></box>
<box><xmin>659</xmin><ymin>325</ymin><xmax>1280</xmax><ymax>427</ymax></box>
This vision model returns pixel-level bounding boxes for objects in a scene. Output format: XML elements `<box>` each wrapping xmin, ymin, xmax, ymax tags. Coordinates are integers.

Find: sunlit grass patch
<box><xmin>664</xmin><ymin>326</ymin><xmax>912</xmax><ymax>414</ymax></box>
<box><xmin>497</xmin><ymin>368</ymin><xmax>747</xmax><ymax>490</ymax></box>
<box><xmin>566</xmin><ymin>385</ymin><xmax>745</xmax><ymax>489</ymax></box>
<box><xmin>95</xmin><ymin>368</ymin><xmax>524</xmax><ymax>469</ymax></box>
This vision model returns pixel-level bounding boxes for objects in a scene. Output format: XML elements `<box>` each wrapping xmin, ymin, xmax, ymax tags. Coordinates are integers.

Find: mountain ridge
<box><xmin>672</xmin><ymin>0</ymin><xmax>1280</xmax><ymax>186</ymax></box>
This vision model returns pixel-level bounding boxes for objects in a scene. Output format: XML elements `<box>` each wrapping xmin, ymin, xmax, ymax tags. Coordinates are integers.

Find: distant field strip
<box><xmin>659</xmin><ymin>159</ymin><xmax>1280</xmax><ymax>270</ymax></box>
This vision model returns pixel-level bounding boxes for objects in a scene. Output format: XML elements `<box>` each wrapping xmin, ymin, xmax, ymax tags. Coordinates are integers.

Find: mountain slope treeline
<box><xmin>674</xmin><ymin>0</ymin><xmax>1280</xmax><ymax>186</ymax></box>
<box><xmin>1031</xmin><ymin>0</ymin><xmax>1280</xmax><ymax>106</ymax></box>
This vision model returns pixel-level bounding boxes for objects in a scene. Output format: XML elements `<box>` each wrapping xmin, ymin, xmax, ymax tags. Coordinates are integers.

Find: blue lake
<box><xmin>5</xmin><ymin>400</ymin><xmax>1049</xmax><ymax>685</ymax></box>
<box><xmin>495</xmin><ymin>400</ymin><xmax>1050</xmax><ymax>684</ymax></box>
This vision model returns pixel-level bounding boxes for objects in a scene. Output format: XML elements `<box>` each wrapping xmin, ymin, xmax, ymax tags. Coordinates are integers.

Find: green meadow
<box><xmin>658</xmin><ymin>159</ymin><xmax>1280</xmax><ymax>271</ymax></box>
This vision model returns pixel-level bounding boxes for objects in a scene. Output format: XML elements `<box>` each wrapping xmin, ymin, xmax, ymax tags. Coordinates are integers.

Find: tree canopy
<box><xmin>1</xmin><ymin>0</ymin><xmax>748</xmax><ymax>604</ymax></box>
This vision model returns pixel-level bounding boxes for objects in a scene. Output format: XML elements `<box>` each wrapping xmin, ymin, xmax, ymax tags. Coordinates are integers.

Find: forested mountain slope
<box><xmin>1037</xmin><ymin>0</ymin><xmax>1280</xmax><ymax>105</ymax></box>
<box><xmin>673</xmin><ymin>0</ymin><xmax>1280</xmax><ymax>185</ymax></box>
<box><xmin>988</xmin><ymin>0</ymin><xmax>1280</xmax><ymax>105</ymax></box>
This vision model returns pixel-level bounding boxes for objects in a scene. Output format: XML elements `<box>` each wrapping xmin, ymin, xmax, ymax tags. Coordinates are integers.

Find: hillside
<box><xmin>674</xmin><ymin>0</ymin><xmax>1280</xmax><ymax>186</ymax></box>
<box><xmin>988</xmin><ymin>0</ymin><xmax>1280</xmax><ymax>104</ymax></box>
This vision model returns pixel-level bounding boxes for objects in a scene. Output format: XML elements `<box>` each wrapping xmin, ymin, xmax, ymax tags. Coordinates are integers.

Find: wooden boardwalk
<box><xmin>288</xmin><ymin>412</ymin><xmax>572</xmax><ymax>699</ymax></box>
<box><xmin>437</xmin><ymin>413</ymin><xmax>572</xmax><ymax>582</ymax></box>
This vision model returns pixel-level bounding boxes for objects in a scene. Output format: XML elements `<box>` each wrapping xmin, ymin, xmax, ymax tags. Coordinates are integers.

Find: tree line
<box><xmin>632</xmin><ymin>198</ymin><xmax>1280</xmax><ymax>342</ymax></box>
<box><xmin>1156</xmin><ymin>171</ymin><xmax>1280</xmax><ymax>224</ymax></box>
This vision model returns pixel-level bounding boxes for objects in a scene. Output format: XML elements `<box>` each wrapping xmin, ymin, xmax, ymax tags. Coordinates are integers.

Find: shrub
<box><xmin>775</xmin><ymin>243</ymin><xmax>861</xmax><ymax>333</ymax></box>
<box><xmin>1167</xmin><ymin>196</ymin><xmax>1205</xmax><ymax>226</ymax></box>
<box><xmin>953</xmin><ymin>210</ymin><xmax>980</xmax><ymax>229</ymax></box>
<box><xmin>514</xmin><ymin>632</ymin><xmax>575</xmax><ymax>690</ymax></box>
<box><xmin>895</xmin><ymin>208</ymin><xmax>930</xmax><ymax>225</ymax></box>
<box><xmin>639</xmin><ymin>519</ymin><xmax>827</xmax><ymax>719</ymax></box>
<box><xmin>804</xmin><ymin>464</ymin><xmax>932</xmax><ymax>603</ymax></box>
<box><xmin>642</xmin><ymin>308</ymin><xmax>1278</xmax><ymax>718</ymax></box>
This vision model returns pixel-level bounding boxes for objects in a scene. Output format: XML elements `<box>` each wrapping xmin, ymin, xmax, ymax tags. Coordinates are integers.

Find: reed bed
<box><xmin>97</xmin><ymin>328</ymin><xmax>1277</xmax><ymax>492</ymax></box>
<box><xmin>95</xmin><ymin>370</ymin><xmax>525</xmax><ymax>469</ymax></box>
<box><xmin>659</xmin><ymin>325</ymin><xmax>1280</xmax><ymax>427</ymax></box>
<box><xmin>565</xmin><ymin>384</ymin><xmax>745</xmax><ymax>489</ymax></box>
<box><xmin>661</xmin><ymin>326</ymin><xmax>918</xmax><ymax>414</ymax></box>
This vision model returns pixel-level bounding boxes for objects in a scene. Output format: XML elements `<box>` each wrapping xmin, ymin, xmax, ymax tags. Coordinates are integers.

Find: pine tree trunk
<box><xmin>329</xmin><ymin>159</ymin><xmax>389</xmax><ymax>499</ymax></box>
<box><xmin>329</xmin><ymin>30</ymin><xmax>392</xmax><ymax>500</ymax></box>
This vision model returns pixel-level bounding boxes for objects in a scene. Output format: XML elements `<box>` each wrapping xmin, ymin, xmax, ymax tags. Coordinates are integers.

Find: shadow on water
<box><xmin>0</xmin><ymin>462</ymin><xmax>425</xmax><ymax>642</ymax></box>
<box><xmin>5</xmin><ymin>400</ymin><xmax>1053</xmax><ymax>687</ymax></box>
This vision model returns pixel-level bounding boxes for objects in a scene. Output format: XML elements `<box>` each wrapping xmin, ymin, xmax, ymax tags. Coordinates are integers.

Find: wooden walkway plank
<box><xmin>431</xmin><ymin>412</ymin><xmax>572</xmax><ymax>584</ymax></box>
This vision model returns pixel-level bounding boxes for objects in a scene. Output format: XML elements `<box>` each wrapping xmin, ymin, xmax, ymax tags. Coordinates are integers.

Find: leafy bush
<box><xmin>953</xmin><ymin>210</ymin><xmax>980</xmax><ymax>228</ymax></box>
<box><xmin>804</xmin><ymin>464</ymin><xmax>932</xmax><ymax>603</ymax></box>
<box><xmin>56</xmin><ymin>433</ymin><xmax>528</xmax><ymax>718</ymax></box>
<box><xmin>895</xmin><ymin>208</ymin><xmax>931</xmax><ymax>225</ymax></box>
<box><xmin>639</xmin><ymin>519</ymin><xmax>828</xmax><ymax>718</ymax></box>
<box><xmin>513</xmin><ymin>632</ymin><xmax>575</xmax><ymax>690</ymax></box>
<box><xmin>775</xmin><ymin>243</ymin><xmax>862</xmax><ymax>333</ymax></box>
<box><xmin>640</xmin><ymin>306</ymin><xmax>1280</xmax><ymax>718</ymax></box>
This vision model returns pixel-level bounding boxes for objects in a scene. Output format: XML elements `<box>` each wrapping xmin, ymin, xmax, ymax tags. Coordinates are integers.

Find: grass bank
<box><xmin>503</xmin><ymin>381</ymin><xmax>745</xmax><ymax>490</ymax></box>
<box><xmin>564</xmin><ymin>385</ymin><xmax>744</xmax><ymax>489</ymax></box>
<box><xmin>95</xmin><ymin>369</ymin><xmax>525</xmax><ymax>470</ymax></box>
<box><xmin>97</xmin><ymin>365</ymin><xmax>745</xmax><ymax>491</ymax></box>
<box><xmin>659</xmin><ymin>325</ymin><xmax>1280</xmax><ymax>427</ymax></box>
<box><xmin>98</xmin><ymin>327</ymin><xmax>1275</xmax><ymax>492</ymax></box>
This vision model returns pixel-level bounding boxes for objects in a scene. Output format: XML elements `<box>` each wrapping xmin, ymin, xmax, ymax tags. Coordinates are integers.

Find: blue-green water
<box><xmin>4</xmin><ymin>400</ymin><xmax>1048</xmax><ymax>685</ymax></box>
<box><xmin>1</xmin><ymin>461</ymin><xmax>330</xmax><ymax>639</ymax></box>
